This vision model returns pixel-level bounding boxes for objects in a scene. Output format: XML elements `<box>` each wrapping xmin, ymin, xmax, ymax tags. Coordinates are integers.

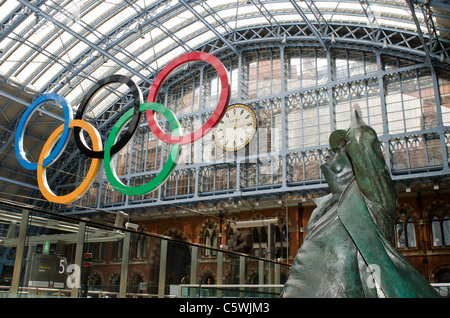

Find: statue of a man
<box><xmin>227</xmin><ymin>229</ymin><xmax>250</xmax><ymax>284</ymax></box>
<box><xmin>282</xmin><ymin>111</ymin><xmax>439</xmax><ymax>298</ymax></box>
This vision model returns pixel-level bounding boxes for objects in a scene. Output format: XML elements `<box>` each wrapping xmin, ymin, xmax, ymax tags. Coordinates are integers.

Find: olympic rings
<box><xmin>37</xmin><ymin>120</ymin><xmax>102</xmax><ymax>204</ymax></box>
<box><xmin>14</xmin><ymin>52</ymin><xmax>230</xmax><ymax>204</ymax></box>
<box><xmin>146</xmin><ymin>51</ymin><xmax>230</xmax><ymax>145</ymax></box>
<box><xmin>74</xmin><ymin>74</ymin><xmax>143</xmax><ymax>159</ymax></box>
<box><xmin>15</xmin><ymin>93</ymin><xmax>73</xmax><ymax>170</ymax></box>
<box><xmin>104</xmin><ymin>103</ymin><xmax>181</xmax><ymax>195</ymax></box>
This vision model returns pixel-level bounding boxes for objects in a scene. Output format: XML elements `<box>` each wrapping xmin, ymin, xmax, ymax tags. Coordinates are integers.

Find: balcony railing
<box><xmin>0</xmin><ymin>200</ymin><xmax>290</xmax><ymax>298</ymax></box>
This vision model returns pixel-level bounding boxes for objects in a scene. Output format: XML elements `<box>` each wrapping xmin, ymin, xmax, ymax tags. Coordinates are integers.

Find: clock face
<box><xmin>213</xmin><ymin>104</ymin><xmax>257</xmax><ymax>151</ymax></box>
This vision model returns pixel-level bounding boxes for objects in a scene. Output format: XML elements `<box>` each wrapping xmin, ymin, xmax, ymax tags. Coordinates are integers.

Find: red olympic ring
<box><xmin>146</xmin><ymin>51</ymin><xmax>230</xmax><ymax>145</ymax></box>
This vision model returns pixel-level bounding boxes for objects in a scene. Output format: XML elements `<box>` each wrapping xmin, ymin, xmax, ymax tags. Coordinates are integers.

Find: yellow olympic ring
<box><xmin>37</xmin><ymin>120</ymin><xmax>102</xmax><ymax>204</ymax></box>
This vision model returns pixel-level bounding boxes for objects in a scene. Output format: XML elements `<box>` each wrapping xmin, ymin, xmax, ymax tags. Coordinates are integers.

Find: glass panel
<box><xmin>396</xmin><ymin>222</ymin><xmax>406</xmax><ymax>248</ymax></box>
<box><xmin>333</xmin><ymin>49</ymin><xmax>348</xmax><ymax>80</ymax></box>
<box><xmin>438</xmin><ymin>70</ymin><xmax>450</xmax><ymax>126</ymax></box>
<box><xmin>302</xmin><ymin>49</ymin><xmax>318</xmax><ymax>88</ymax></box>
<box><xmin>285</xmin><ymin>49</ymin><xmax>302</xmax><ymax>92</ymax></box>
<box><xmin>406</xmin><ymin>219</ymin><xmax>416</xmax><ymax>248</ymax></box>
<box><xmin>389</xmin><ymin>134</ymin><xmax>443</xmax><ymax>171</ymax></box>
<box><xmin>385</xmin><ymin>69</ymin><xmax>435</xmax><ymax>135</ymax></box>
<box><xmin>432</xmin><ymin>217</ymin><xmax>443</xmax><ymax>247</ymax></box>
<box><xmin>286</xmin><ymin>149</ymin><xmax>326</xmax><ymax>184</ymax></box>
<box><xmin>443</xmin><ymin>216</ymin><xmax>450</xmax><ymax>246</ymax></box>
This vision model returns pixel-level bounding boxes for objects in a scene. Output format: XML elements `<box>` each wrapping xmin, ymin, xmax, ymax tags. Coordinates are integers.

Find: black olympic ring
<box><xmin>73</xmin><ymin>74</ymin><xmax>143</xmax><ymax>159</ymax></box>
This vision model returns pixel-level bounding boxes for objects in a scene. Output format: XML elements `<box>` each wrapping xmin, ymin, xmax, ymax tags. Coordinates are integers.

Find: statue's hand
<box><xmin>344</xmin><ymin>109</ymin><xmax>397</xmax><ymax>211</ymax></box>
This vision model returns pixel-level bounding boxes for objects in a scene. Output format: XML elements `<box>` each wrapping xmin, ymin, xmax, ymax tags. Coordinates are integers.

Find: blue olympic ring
<box><xmin>15</xmin><ymin>93</ymin><xmax>73</xmax><ymax>171</ymax></box>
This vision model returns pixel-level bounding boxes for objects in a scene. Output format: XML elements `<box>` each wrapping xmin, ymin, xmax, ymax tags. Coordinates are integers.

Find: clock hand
<box><xmin>235</xmin><ymin>120</ymin><xmax>253</xmax><ymax>128</ymax></box>
<box><xmin>233</xmin><ymin>116</ymin><xmax>237</xmax><ymax>128</ymax></box>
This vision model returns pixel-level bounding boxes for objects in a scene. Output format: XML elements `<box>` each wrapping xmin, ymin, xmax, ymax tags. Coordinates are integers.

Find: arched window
<box><xmin>436</xmin><ymin>270</ymin><xmax>450</xmax><ymax>283</ymax></box>
<box><xmin>90</xmin><ymin>272</ymin><xmax>102</xmax><ymax>292</ymax></box>
<box><xmin>113</xmin><ymin>239</ymin><xmax>123</xmax><ymax>260</ymax></box>
<box><xmin>431</xmin><ymin>206</ymin><xmax>450</xmax><ymax>247</ymax></box>
<box><xmin>129</xmin><ymin>272</ymin><xmax>144</xmax><ymax>294</ymax></box>
<box><xmin>110</xmin><ymin>274</ymin><xmax>120</xmax><ymax>293</ymax></box>
<box><xmin>85</xmin><ymin>242</ymin><xmax>105</xmax><ymax>261</ymax></box>
<box><xmin>132</xmin><ymin>234</ymin><xmax>148</xmax><ymax>260</ymax></box>
<box><xmin>395</xmin><ymin>208</ymin><xmax>417</xmax><ymax>249</ymax></box>
<box><xmin>200</xmin><ymin>273</ymin><xmax>215</xmax><ymax>285</ymax></box>
<box><xmin>252</xmin><ymin>226</ymin><xmax>267</xmax><ymax>258</ymax></box>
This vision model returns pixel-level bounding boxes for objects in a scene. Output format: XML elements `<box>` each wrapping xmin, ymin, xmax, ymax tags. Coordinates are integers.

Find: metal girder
<box><xmin>0</xmin><ymin>177</ymin><xmax>39</xmax><ymax>191</ymax></box>
<box><xmin>251</xmin><ymin>0</ymin><xmax>286</xmax><ymax>35</ymax></box>
<box><xmin>413</xmin><ymin>0</ymin><xmax>450</xmax><ymax>12</ymax></box>
<box><xmin>0</xmin><ymin>89</ymin><xmax>63</xmax><ymax>158</ymax></box>
<box><xmin>0</xmin><ymin>0</ymin><xmax>47</xmax><ymax>42</ymax></box>
<box><xmin>179</xmin><ymin>0</ymin><xmax>239</xmax><ymax>55</ymax></box>
<box><xmin>149</xmin><ymin>19</ymin><xmax>193</xmax><ymax>53</ymax></box>
<box><xmin>0</xmin><ymin>90</ymin><xmax>63</xmax><ymax>121</ymax></box>
<box><xmin>39</xmin><ymin>0</ymin><xmax>187</xmax><ymax>98</ymax></box>
<box><xmin>359</xmin><ymin>0</ymin><xmax>382</xmax><ymax>42</ymax></box>
<box><xmin>17</xmin><ymin>0</ymin><xmax>152</xmax><ymax>85</ymax></box>
<box><xmin>289</xmin><ymin>0</ymin><xmax>328</xmax><ymax>49</ymax></box>
<box><xmin>123</xmin><ymin>0</ymin><xmax>191</xmax><ymax>52</ymax></box>
<box><xmin>415</xmin><ymin>0</ymin><xmax>449</xmax><ymax>61</ymax></box>
<box><xmin>197</xmin><ymin>1</ymin><xmax>247</xmax><ymax>43</ymax></box>
<box><xmin>303</xmin><ymin>0</ymin><xmax>332</xmax><ymax>36</ymax></box>
<box><xmin>406</xmin><ymin>0</ymin><xmax>434</xmax><ymax>67</ymax></box>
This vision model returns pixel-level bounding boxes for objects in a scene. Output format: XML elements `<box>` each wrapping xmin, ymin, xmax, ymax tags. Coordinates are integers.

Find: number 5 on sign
<box><xmin>58</xmin><ymin>258</ymin><xmax>66</xmax><ymax>274</ymax></box>
<box><xmin>66</xmin><ymin>264</ymin><xmax>81</xmax><ymax>288</ymax></box>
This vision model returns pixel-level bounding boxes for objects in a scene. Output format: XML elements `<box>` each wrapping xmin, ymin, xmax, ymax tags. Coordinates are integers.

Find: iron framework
<box><xmin>0</xmin><ymin>0</ymin><xmax>449</xmax><ymax>217</ymax></box>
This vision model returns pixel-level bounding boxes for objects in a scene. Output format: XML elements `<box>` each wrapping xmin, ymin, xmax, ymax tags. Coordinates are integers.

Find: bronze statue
<box><xmin>282</xmin><ymin>110</ymin><xmax>440</xmax><ymax>298</ymax></box>
<box><xmin>227</xmin><ymin>229</ymin><xmax>250</xmax><ymax>284</ymax></box>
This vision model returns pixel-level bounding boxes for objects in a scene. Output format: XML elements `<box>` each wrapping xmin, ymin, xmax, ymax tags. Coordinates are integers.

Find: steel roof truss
<box><xmin>17</xmin><ymin>0</ymin><xmax>152</xmax><ymax>85</ymax></box>
<box><xmin>288</xmin><ymin>0</ymin><xmax>327</xmax><ymax>49</ymax></box>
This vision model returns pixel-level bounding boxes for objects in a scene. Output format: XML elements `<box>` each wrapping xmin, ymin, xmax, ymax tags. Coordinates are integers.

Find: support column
<box><xmin>239</xmin><ymin>255</ymin><xmax>246</xmax><ymax>297</ymax></box>
<box><xmin>217</xmin><ymin>252</ymin><xmax>223</xmax><ymax>284</ymax></box>
<box><xmin>259</xmin><ymin>260</ymin><xmax>264</xmax><ymax>295</ymax></box>
<box><xmin>9</xmin><ymin>209</ymin><xmax>29</xmax><ymax>297</ymax></box>
<box><xmin>239</xmin><ymin>255</ymin><xmax>245</xmax><ymax>285</ymax></box>
<box><xmin>275</xmin><ymin>263</ymin><xmax>281</xmax><ymax>284</ymax></box>
<box><xmin>158</xmin><ymin>239</ymin><xmax>168</xmax><ymax>298</ymax></box>
<box><xmin>217</xmin><ymin>252</ymin><xmax>223</xmax><ymax>298</ymax></box>
<box><xmin>71</xmin><ymin>221</ymin><xmax>86</xmax><ymax>298</ymax></box>
<box><xmin>259</xmin><ymin>260</ymin><xmax>264</xmax><ymax>284</ymax></box>
<box><xmin>190</xmin><ymin>246</ymin><xmax>198</xmax><ymax>297</ymax></box>
<box><xmin>268</xmin><ymin>223</ymin><xmax>275</xmax><ymax>284</ymax></box>
<box><xmin>119</xmin><ymin>231</ymin><xmax>131</xmax><ymax>298</ymax></box>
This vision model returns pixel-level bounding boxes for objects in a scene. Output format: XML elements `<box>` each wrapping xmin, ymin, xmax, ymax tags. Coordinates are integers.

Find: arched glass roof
<box><xmin>1</xmin><ymin>0</ymin><xmax>450</xmax><ymax>209</ymax></box>
<box><xmin>2</xmin><ymin>0</ymin><xmax>449</xmax><ymax>97</ymax></box>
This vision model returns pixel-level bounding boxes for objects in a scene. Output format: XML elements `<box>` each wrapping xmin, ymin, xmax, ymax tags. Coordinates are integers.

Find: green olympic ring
<box><xmin>104</xmin><ymin>102</ymin><xmax>181</xmax><ymax>196</ymax></box>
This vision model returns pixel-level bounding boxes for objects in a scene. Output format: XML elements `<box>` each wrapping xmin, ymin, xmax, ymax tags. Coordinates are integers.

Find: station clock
<box><xmin>213</xmin><ymin>104</ymin><xmax>257</xmax><ymax>152</ymax></box>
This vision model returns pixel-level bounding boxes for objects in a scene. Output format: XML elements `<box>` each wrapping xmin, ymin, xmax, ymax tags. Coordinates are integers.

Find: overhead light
<box><xmin>434</xmin><ymin>184</ymin><xmax>439</xmax><ymax>190</ymax></box>
<box><xmin>230</xmin><ymin>218</ymin><xmax>279</xmax><ymax>229</ymax></box>
<box><xmin>406</xmin><ymin>186</ymin><xmax>411</xmax><ymax>193</ymax></box>
<box><xmin>125</xmin><ymin>222</ymin><xmax>139</xmax><ymax>231</ymax></box>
